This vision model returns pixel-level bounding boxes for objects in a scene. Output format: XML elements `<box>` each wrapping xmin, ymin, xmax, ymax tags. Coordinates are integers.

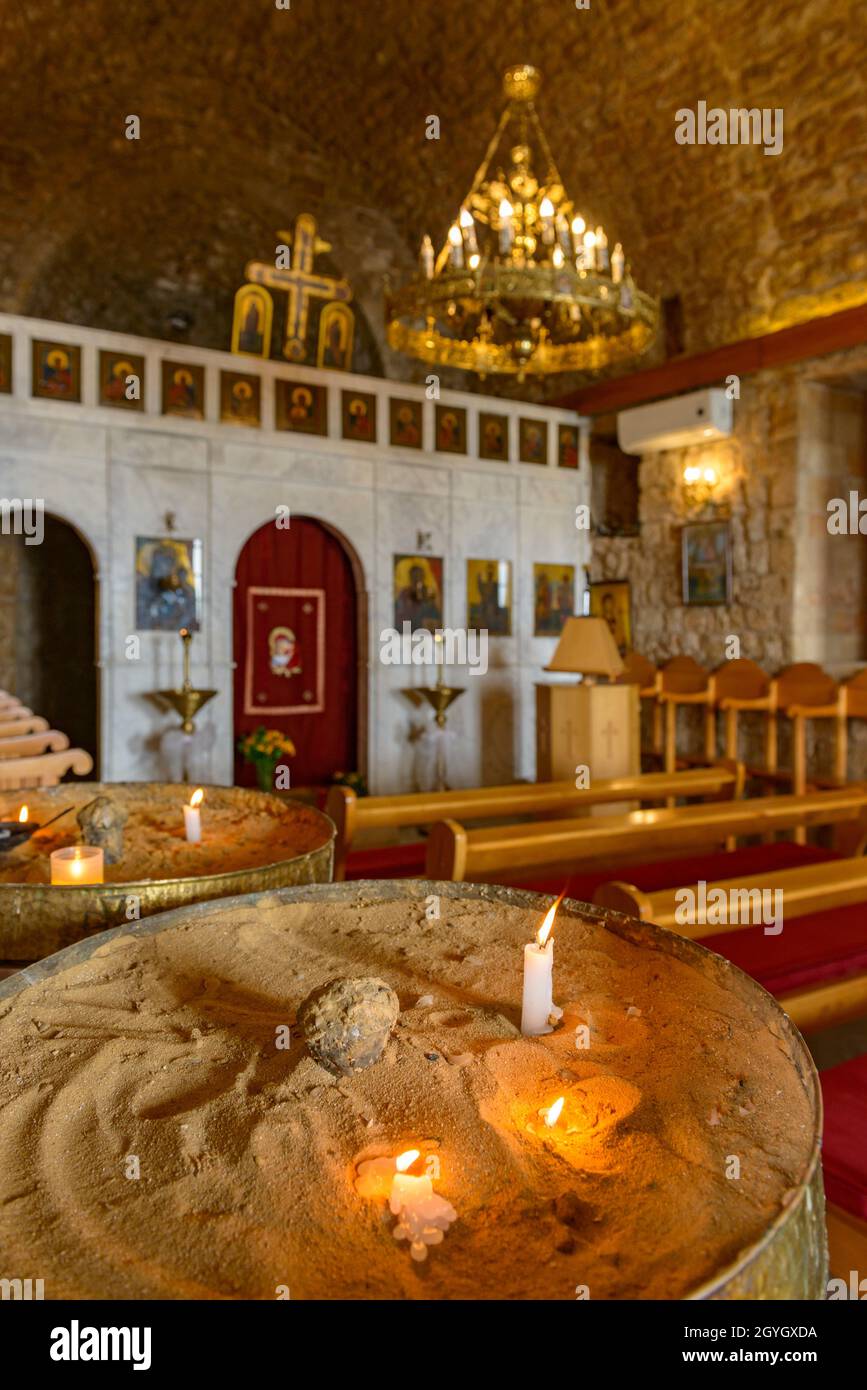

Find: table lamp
<box><xmin>544</xmin><ymin>617</ymin><xmax>625</xmax><ymax>684</ymax></box>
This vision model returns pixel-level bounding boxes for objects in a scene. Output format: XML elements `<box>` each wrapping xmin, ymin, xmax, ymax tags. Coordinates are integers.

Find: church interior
<box><xmin>2</xmin><ymin>0</ymin><xmax>867</xmax><ymax>1319</ymax></box>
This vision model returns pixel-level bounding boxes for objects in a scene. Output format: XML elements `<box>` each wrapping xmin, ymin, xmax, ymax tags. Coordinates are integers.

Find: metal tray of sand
<box><xmin>0</xmin><ymin>781</ymin><xmax>334</xmax><ymax>961</ymax></box>
<box><xmin>0</xmin><ymin>880</ymin><xmax>826</xmax><ymax>1300</ymax></box>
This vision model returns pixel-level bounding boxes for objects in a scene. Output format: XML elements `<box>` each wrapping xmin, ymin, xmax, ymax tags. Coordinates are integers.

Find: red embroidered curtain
<box><xmin>233</xmin><ymin>516</ymin><xmax>359</xmax><ymax>788</ymax></box>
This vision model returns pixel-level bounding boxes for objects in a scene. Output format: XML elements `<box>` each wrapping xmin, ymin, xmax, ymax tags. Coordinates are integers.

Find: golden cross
<box><xmin>244</xmin><ymin>213</ymin><xmax>352</xmax><ymax>362</ymax></box>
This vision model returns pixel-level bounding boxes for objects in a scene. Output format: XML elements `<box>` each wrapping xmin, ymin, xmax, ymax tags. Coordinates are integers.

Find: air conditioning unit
<box><xmin>617</xmin><ymin>388</ymin><xmax>733</xmax><ymax>454</ymax></box>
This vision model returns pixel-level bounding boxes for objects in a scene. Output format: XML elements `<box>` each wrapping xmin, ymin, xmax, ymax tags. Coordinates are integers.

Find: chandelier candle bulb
<box><xmin>611</xmin><ymin>242</ymin><xmax>624</xmax><ymax>283</ymax></box>
<box><xmin>539</xmin><ymin>196</ymin><xmax>555</xmax><ymax>244</ymax></box>
<box><xmin>447</xmin><ymin>223</ymin><xmax>464</xmax><ymax>269</ymax></box>
<box><xmin>552</xmin><ymin>246</ymin><xmax>564</xmax><ymax>269</ymax></box>
<box><xmin>595</xmin><ymin>227</ymin><xmax>609</xmax><ymax>272</ymax></box>
<box><xmin>583</xmin><ymin>229</ymin><xmax>597</xmax><ymax>270</ymax></box>
<box><xmin>50</xmin><ymin>846</ymin><xmax>104</xmax><ymax>886</ymax></box>
<box><xmin>520</xmin><ymin>898</ymin><xmax>560</xmax><ymax>1036</ymax></box>
<box><xmin>498</xmin><ymin>198</ymin><xmax>514</xmax><ymax>254</ymax></box>
<box><xmin>420</xmin><ymin>234</ymin><xmax>434</xmax><ymax>279</ymax></box>
<box><xmin>184</xmin><ymin>788</ymin><xmax>204</xmax><ymax>844</ymax></box>
<box><xmin>459</xmin><ymin>207</ymin><xmax>478</xmax><ymax>256</ymax></box>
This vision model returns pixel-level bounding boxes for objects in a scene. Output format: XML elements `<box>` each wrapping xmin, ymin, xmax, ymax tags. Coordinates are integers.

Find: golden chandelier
<box><xmin>387</xmin><ymin>65</ymin><xmax>659</xmax><ymax>379</ymax></box>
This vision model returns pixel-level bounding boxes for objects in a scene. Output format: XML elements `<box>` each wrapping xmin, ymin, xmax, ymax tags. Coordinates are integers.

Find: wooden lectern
<box><xmin>536</xmin><ymin>618</ymin><xmax>640</xmax><ymax>784</ymax></box>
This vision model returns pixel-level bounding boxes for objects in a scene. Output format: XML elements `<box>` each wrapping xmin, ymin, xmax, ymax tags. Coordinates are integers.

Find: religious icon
<box><xmin>275</xmin><ymin>379</ymin><xmax>327</xmax><ymax>434</ymax></box>
<box><xmin>135</xmin><ymin>536</ymin><xmax>202</xmax><ymax>632</ymax></box>
<box><xmin>220</xmin><ymin>370</ymin><xmax>261</xmax><ymax>427</ymax></box>
<box><xmin>557</xmin><ymin>424</ymin><xmax>579</xmax><ymax>469</ymax></box>
<box><xmin>231</xmin><ymin>283</ymin><xmax>274</xmax><ymax>359</ymax></box>
<box><xmin>99</xmin><ymin>351</ymin><xmax>145</xmax><ymax>411</ymax></box>
<box><xmin>682</xmin><ymin>521</ymin><xmax>732</xmax><ymax>605</ymax></box>
<box><xmin>467</xmin><ymin>559</ymin><xmax>512</xmax><ymax>636</ymax></box>
<box><xmin>317</xmin><ymin>302</ymin><xmax>355</xmax><ymax>371</ymax></box>
<box><xmin>435</xmin><ymin>404</ymin><xmax>467</xmax><ymax>454</ymax></box>
<box><xmin>244</xmin><ymin>213</ymin><xmax>353</xmax><ymax>362</ymax></box>
<box><xmin>162</xmin><ymin>361</ymin><xmax>205</xmax><ymax>420</ymax></box>
<box><xmin>519</xmin><ymin>418</ymin><xmax>548</xmax><ymax>465</ymax></box>
<box><xmin>342</xmin><ymin>390</ymin><xmax>377</xmax><ymax>443</ymax></box>
<box><xmin>533</xmin><ymin>562</ymin><xmax>575</xmax><ymax>636</ymax></box>
<box><xmin>589</xmin><ymin>579</ymin><xmax>632</xmax><ymax>656</ymax></box>
<box><xmin>268</xmin><ymin>625</ymin><xmax>302</xmax><ymax>677</ymax></box>
<box><xmin>0</xmin><ymin>334</ymin><xmax>12</xmax><ymax>394</ymax></box>
<box><xmin>389</xmin><ymin>398</ymin><xmax>423</xmax><ymax>449</ymax></box>
<box><xmin>393</xmin><ymin>554</ymin><xmax>443</xmax><ymax>633</ymax></box>
<box><xmin>478</xmin><ymin>412</ymin><xmax>509</xmax><ymax>461</ymax></box>
<box><xmin>32</xmin><ymin>340</ymin><xmax>81</xmax><ymax>402</ymax></box>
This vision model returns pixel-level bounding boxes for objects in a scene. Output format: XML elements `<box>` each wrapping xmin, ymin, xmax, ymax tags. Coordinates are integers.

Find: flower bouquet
<box><xmin>238</xmin><ymin>726</ymin><xmax>296</xmax><ymax>793</ymax></box>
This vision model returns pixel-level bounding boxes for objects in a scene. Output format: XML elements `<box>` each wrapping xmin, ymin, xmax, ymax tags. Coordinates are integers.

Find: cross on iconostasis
<box><xmin>244</xmin><ymin>213</ymin><xmax>352</xmax><ymax>362</ymax></box>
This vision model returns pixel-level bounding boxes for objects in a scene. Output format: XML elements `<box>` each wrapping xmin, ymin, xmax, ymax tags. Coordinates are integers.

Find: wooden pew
<box><xmin>327</xmin><ymin>763</ymin><xmax>744</xmax><ymax>881</ymax></box>
<box><xmin>0</xmin><ymin>747</ymin><xmax>93</xmax><ymax>791</ymax></box>
<box><xmin>0</xmin><ymin>730</ymin><xmax>70</xmax><ymax>759</ymax></box>
<box><xmin>0</xmin><ymin>715</ymin><xmax>49</xmax><ymax>738</ymax></box>
<box><xmin>425</xmin><ymin>786</ymin><xmax>867</xmax><ymax>882</ymax></box>
<box><xmin>594</xmin><ymin>857</ymin><xmax>867</xmax><ymax>1035</ymax></box>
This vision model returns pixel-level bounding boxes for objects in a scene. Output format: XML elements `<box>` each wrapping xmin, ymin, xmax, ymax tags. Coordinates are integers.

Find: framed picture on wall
<box><xmin>589</xmin><ymin>578</ymin><xmax>631</xmax><ymax>657</ymax></box>
<box><xmin>519</xmin><ymin>417</ymin><xmax>548</xmax><ymax>465</ymax></box>
<box><xmin>389</xmin><ymin>397</ymin><xmax>423</xmax><ymax>448</ymax></box>
<box><xmin>478</xmin><ymin>411</ymin><xmax>509</xmax><ymax>461</ymax></box>
<box><xmin>342</xmin><ymin>389</ymin><xmax>377</xmax><ymax>443</ymax></box>
<box><xmin>135</xmin><ymin>536</ymin><xmax>203</xmax><ymax>631</ymax></box>
<box><xmin>466</xmin><ymin>559</ymin><xmax>512</xmax><ymax>635</ymax></box>
<box><xmin>276</xmin><ymin>380</ymin><xmax>327</xmax><ymax>434</ymax></box>
<box><xmin>682</xmin><ymin>520</ymin><xmax>732</xmax><ymax>606</ymax></box>
<box><xmin>32</xmin><ymin>339</ymin><xmax>81</xmax><ymax>402</ymax></box>
<box><xmin>220</xmin><ymin>369</ymin><xmax>261</xmax><ymax>427</ymax></box>
<box><xmin>99</xmin><ymin>350</ymin><xmax>145</xmax><ymax>410</ymax></box>
<box><xmin>533</xmin><ymin>562</ymin><xmax>575</xmax><ymax>636</ymax></box>
<box><xmin>162</xmin><ymin>360</ymin><xmax>204</xmax><ymax>419</ymax></box>
<box><xmin>393</xmin><ymin>554</ymin><xmax>443</xmax><ymax>632</ymax></box>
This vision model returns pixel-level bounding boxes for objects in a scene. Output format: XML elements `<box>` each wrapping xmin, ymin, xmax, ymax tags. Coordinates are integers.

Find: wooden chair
<box><xmin>617</xmin><ymin>651</ymin><xmax>662</xmax><ymax>761</ymax></box>
<box><xmin>0</xmin><ymin>747</ymin><xmax>93</xmax><ymax>791</ymax></box>
<box><xmin>425</xmin><ymin>786</ymin><xmax>867</xmax><ymax>882</ymax></box>
<box><xmin>327</xmin><ymin>763</ymin><xmax>744</xmax><ymax>881</ymax></box>
<box><xmin>658</xmin><ymin>656</ymin><xmax>715</xmax><ymax>774</ymax></box>
<box><xmin>0</xmin><ymin>730</ymin><xmax>70</xmax><ymax>760</ymax></box>
<box><xmin>783</xmin><ymin>667</ymin><xmax>867</xmax><ymax>797</ymax></box>
<box><xmin>713</xmin><ymin>658</ymin><xmax>773</xmax><ymax>763</ymax></box>
<box><xmin>0</xmin><ymin>715</ymin><xmax>49</xmax><ymax>738</ymax></box>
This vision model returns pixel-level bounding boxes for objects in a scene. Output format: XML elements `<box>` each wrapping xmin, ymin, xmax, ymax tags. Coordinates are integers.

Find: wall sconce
<box><xmin>682</xmin><ymin>461</ymin><xmax>721</xmax><ymax>511</ymax></box>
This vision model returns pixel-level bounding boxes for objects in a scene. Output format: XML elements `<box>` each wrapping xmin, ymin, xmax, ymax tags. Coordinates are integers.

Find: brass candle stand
<box><xmin>403</xmin><ymin>661</ymin><xmax>466</xmax><ymax>791</ymax></box>
<box><xmin>153</xmin><ymin>628</ymin><xmax>218</xmax><ymax>735</ymax></box>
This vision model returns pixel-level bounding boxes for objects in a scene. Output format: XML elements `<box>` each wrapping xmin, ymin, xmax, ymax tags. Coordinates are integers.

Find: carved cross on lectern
<box><xmin>244</xmin><ymin>213</ymin><xmax>353</xmax><ymax>362</ymax></box>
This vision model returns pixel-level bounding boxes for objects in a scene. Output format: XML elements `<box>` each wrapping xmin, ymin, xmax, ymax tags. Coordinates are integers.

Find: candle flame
<box><xmin>18</xmin><ymin>805</ymin><xmax>28</xmax><ymax>824</ymax></box>
<box><xmin>189</xmin><ymin>788</ymin><xmax>204</xmax><ymax>809</ymax></box>
<box><xmin>395</xmin><ymin>1148</ymin><xmax>420</xmax><ymax>1173</ymax></box>
<box><xmin>537</xmin><ymin>891</ymin><xmax>564</xmax><ymax>947</ymax></box>
<box><xmin>544</xmin><ymin>1096</ymin><xmax>565</xmax><ymax>1127</ymax></box>
<box><xmin>70</xmin><ymin>853</ymin><xmax>84</xmax><ymax>880</ymax></box>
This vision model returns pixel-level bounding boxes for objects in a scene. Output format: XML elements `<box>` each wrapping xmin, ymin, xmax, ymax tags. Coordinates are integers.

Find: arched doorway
<box><xmin>0</xmin><ymin>513</ymin><xmax>99</xmax><ymax>770</ymax></box>
<box><xmin>232</xmin><ymin>516</ymin><xmax>366</xmax><ymax>791</ymax></box>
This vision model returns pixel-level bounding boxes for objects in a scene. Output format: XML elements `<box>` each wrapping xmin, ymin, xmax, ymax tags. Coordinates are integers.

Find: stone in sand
<box><xmin>77</xmin><ymin>795</ymin><xmax>128</xmax><ymax>865</ymax></box>
<box><xmin>298</xmin><ymin>976</ymin><xmax>400</xmax><ymax>1076</ymax></box>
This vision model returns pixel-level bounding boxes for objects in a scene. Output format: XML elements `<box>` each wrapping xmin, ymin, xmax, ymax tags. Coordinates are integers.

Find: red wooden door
<box><xmin>233</xmin><ymin>516</ymin><xmax>359</xmax><ymax>789</ymax></box>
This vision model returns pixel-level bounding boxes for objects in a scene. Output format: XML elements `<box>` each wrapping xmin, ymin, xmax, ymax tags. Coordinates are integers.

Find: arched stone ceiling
<box><xmin>1</xmin><ymin>0</ymin><xmax>865</xmax><ymax>392</ymax></box>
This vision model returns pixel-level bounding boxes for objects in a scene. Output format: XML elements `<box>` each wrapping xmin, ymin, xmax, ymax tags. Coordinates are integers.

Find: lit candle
<box><xmin>521</xmin><ymin>896</ymin><xmax>562</xmax><ymax>1036</ymax></box>
<box><xmin>539</xmin><ymin>196</ymin><xmax>555</xmax><ymax>244</ymax></box>
<box><xmin>388</xmin><ymin>1149</ymin><xmax>432</xmax><ymax>1214</ymax></box>
<box><xmin>447</xmin><ymin>223</ymin><xmax>464</xmax><ymax>268</ymax></box>
<box><xmin>50</xmin><ymin>845</ymin><xmax>104</xmax><ymax>885</ymax></box>
<box><xmin>611</xmin><ymin>242</ymin><xmax>625</xmax><ymax>283</ymax></box>
<box><xmin>582</xmin><ymin>229</ymin><xmax>597</xmax><ymax>271</ymax></box>
<box><xmin>541</xmin><ymin>1095</ymin><xmax>565</xmax><ymax>1127</ymax></box>
<box><xmin>459</xmin><ymin>206</ymin><xmax>478</xmax><ymax>257</ymax></box>
<box><xmin>18</xmin><ymin>805</ymin><xmax>28</xmax><ymax>824</ymax></box>
<box><xmin>420</xmin><ymin>234</ymin><xmax>434</xmax><ymax>279</ymax></box>
<box><xmin>184</xmin><ymin>787</ymin><xmax>204</xmax><ymax>843</ymax></box>
<box><xmin>571</xmin><ymin>215</ymin><xmax>586</xmax><ymax>261</ymax></box>
<box><xmin>552</xmin><ymin>245</ymin><xmax>564</xmax><ymax>269</ymax></box>
<box><xmin>498</xmin><ymin>198</ymin><xmax>514</xmax><ymax>254</ymax></box>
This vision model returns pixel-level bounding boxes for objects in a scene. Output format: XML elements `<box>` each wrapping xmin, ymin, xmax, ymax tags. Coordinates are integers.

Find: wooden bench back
<box><xmin>425</xmin><ymin>786</ymin><xmax>867</xmax><ymax>881</ymax></box>
<box><xmin>0</xmin><ymin>730</ymin><xmax>70</xmax><ymax>760</ymax></box>
<box><xmin>327</xmin><ymin>763</ymin><xmax>744</xmax><ymax>879</ymax></box>
<box><xmin>595</xmin><ymin>856</ymin><xmax>867</xmax><ymax>936</ymax></box>
<box><xmin>0</xmin><ymin>748</ymin><xmax>93</xmax><ymax>791</ymax></box>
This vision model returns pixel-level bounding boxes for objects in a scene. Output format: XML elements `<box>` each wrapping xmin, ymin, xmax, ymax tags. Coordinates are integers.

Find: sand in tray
<box><xmin>0</xmin><ymin>895</ymin><xmax>814</xmax><ymax>1299</ymax></box>
<box><xmin>0</xmin><ymin>787</ymin><xmax>327</xmax><ymax>883</ymax></box>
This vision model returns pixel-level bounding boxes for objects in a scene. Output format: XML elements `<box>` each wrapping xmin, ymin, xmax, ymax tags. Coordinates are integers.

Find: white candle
<box><xmin>184</xmin><ymin>787</ymin><xmax>204</xmax><ymax>843</ymax></box>
<box><xmin>420</xmin><ymin>234</ymin><xmax>434</xmax><ymax>279</ymax></box>
<box><xmin>388</xmin><ymin>1149</ymin><xmax>457</xmax><ymax>1263</ymax></box>
<box><xmin>521</xmin><ymin>897</ymin><xmax>561</xmax><ymax>1035</ymax></box>
<box><xmin>498</xmin><ymin>198</ymin><xmax>514</xmax><ymax>254</ymax></box>
<box><xmin>50</xmin><ymin>845</ymin><xmax>104</xmax><ymax>885</ymax></box>
<box><xmin>539</xmin><ymin>196</ymin><xmax>555</xmax><ymax>244</ymax></box>
<box><xmin>447</xmin><ymin>223</ymin><xmax>464</xmax><ymax>269</ymax></box>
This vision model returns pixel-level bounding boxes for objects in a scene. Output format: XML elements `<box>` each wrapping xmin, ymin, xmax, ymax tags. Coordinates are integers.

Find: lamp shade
<box><xmin>543</xmin><ymin>616</ymin><xmax>625</xmax><ymax>678</ymax></box>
